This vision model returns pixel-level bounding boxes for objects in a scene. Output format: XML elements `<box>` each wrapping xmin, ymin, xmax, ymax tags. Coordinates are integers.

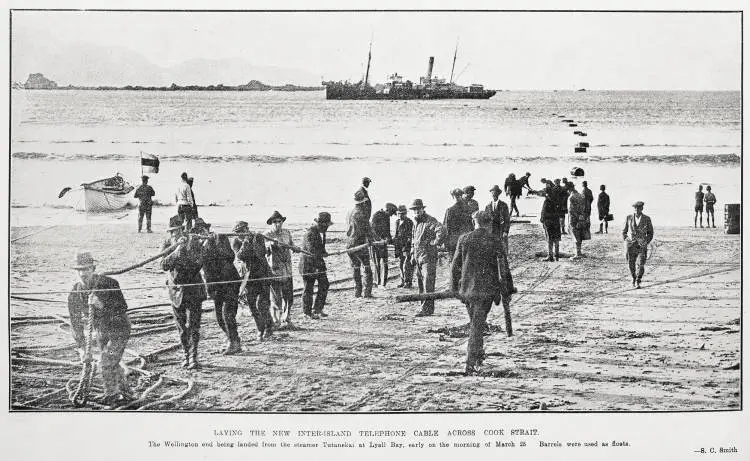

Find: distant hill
<box><xmin>12</xmin><ymin>39</ymin><xmax>320</xmax><ymax>87</ymax></box>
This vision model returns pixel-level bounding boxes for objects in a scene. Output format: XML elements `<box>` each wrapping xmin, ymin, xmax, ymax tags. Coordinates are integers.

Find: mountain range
<box><xmin>12</xmin><ymin>37</ymin><xmax>320</xmax><ymax>87</ymax></box>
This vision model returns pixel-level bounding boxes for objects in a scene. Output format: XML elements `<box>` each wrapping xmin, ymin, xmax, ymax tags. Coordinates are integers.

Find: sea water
<box><xmin>10</xmin><ymin>89</ymin><xmax>740</xmax><ymax>228</ymax></box>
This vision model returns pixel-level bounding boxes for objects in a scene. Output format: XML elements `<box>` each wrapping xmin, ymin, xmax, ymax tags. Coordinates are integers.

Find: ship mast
<box><xmin>449</xmin><ymin>39</ymin><xmax>458</xmax><ymax>84</ymax></box>
<box><xmin>363</xmin><ymin>39</ymin><xmax>372</xmax><ymax>88</ymax></box>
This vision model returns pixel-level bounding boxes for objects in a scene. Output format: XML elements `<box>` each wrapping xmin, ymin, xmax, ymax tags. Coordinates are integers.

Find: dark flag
<box><xmin>141</xmin><ymin>152</ymin><xmax>160</xmax><ymax>173</ymax></box>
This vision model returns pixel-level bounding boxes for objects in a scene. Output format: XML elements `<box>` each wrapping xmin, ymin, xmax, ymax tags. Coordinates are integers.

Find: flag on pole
<box><xmin>141</xmin><ymin>152</ymin><xmax>160</xmax><ymax>174</ymax></box>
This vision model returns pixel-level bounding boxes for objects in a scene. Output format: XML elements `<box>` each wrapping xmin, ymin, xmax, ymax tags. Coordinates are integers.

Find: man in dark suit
<box><xmin>485</xmin><ymin>185</ymin><xmax>515</xmax><ymax>293</ymax></box>
<box><xmin>451</xmin><ymin>211</ymin><xmax>512</xmax><ymax>375</ymax></box>
<box><xmin>393</xmin><ymin>205</ymin><xmax>414</xmax><ymax>288</ymax></box>
<box><xmin>356</xmin><ymin>177</ymin><xmax>373</xmax><ymax>219</ymax></box>
<box><xmin>622</xmin><ymin>201</ymin><xmax>654</xmax><ymax>289</ymax></box>
<box><xmin>232</xmin><ymin>221</ymin><xmax>274</xmax><ymax>340</ymax></box>
<box><xmin>300</xmin><ymin>212</ymin><xmax>332</xmax><ymax>318</ymax></box>
<box><xmin>443</xmin><ymin>188</ymin><xmax>473</xmax><ymax>261</ymax></box>
<box><xmin>68</xmin><ymin>251</ymin><xmax>133</xmax><ymax>406</ymax></box>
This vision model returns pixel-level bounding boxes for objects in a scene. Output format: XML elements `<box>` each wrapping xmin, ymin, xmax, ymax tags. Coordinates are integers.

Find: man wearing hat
<box><xmin>371</xmin><ymin>203</ymin><xmax>398</xmax><ymax>286</ymax></box>
<box><xmin>232</xmin><ymin>221</ymin><xmax>274</xmax><ymax>340</ymax></box>
<box><xmin>347</xmin><ymin>190</ymin><xmax>379</xmax><ymax>298</ymax></box>
<box><xmin>175</xmin><ymin>172</ymin><xmax>195</xmax><ymax>232</ymax></box>
<box><xmin>134</xmin><ymin>175</ymin><xmax>155</xmax><ymax>233</ymax></box>
<box><xmin>197</xmin><ymin>218</ymin><xmax>243</xmax><ymax>355</ymax></box>
<box><xmin>451</xmin><ymin>210</ymin><xmax>512</xmax><ymax>375</ymax></box>
<box><xmin>444</xmin><ymin>188</ymin><xmax>474</xmax><ymax>261</ymax></box>
<box><xmin>299</xmin><ymin>212</ymin><xmax>332</xmax><ymax>318</ymax></box>
<box><xmin>393</xmin><ymin>205</ymin><xmax>414</xmax><ymax>288</ymax></box>
<box><xmin>162</xmin><ymin>215</ymin><xmax>206</xmax><ymax>369</ymax></box>
<box><xmin>485</xmin><ymin>185</ymin><xmax>515</xmax><ymax>292</ymax></box>
<box><xmin>463</xmin><ymin>186</ymin><xmax>479</xmax><ymax>213</ymax></box>
<box><xmin>410</xmin><ymin>198</ymin><xmax>446</xmax><ymax>316</ymax></box>
<box><xmin>356</xmin><ymin>177</ymin><xmax>373</xmax><ymax>219</ymax></box>
<box><xmin>68</xmin><ymin>251</ymin><xmax>133</xmax><ymax>406</ymax></box>
<box><xmin>264</xmin><ymin>211</ymin><xmax>297</xmax><ymax>328</ymax></box>
<box><xmin>622</xmin><ymin>201</ymin><xmax>654</xmax><ymax>289</ymax></box>
<box><xmin>704</xmin><ymin>185</ymin><xmax>717</xmax><ymax>228</ymax></box>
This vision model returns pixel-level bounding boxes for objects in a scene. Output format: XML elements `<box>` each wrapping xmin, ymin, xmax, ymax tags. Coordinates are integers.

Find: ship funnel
<box><xmin>426</xmin><ymin>56</ymin><xmax>434</xmax><ymax>82</ymax></box>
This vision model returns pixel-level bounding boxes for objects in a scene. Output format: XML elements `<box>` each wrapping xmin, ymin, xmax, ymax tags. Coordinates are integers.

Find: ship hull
<box><xmin>325</xmin><ymin>87</ymin><xmax>496</xmax><ymax>100</ymax></box>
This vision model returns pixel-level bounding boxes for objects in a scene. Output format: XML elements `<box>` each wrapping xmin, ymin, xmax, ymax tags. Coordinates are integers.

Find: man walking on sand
<box><xmin>371</xmin><ymin>203</ymin><xmax>397</xmax><ymax>286</ymax></box>
<box><xmin>68</xmin><ymin>251</ymin><xmax>133</xmax><ymax>407</ymax></box>
<box><xmin>299</xmin><ymin>212</ymin><xmax>332</xmax><ymax>319</ymax></box>
<box><xmin>175</xmin><ymin>172</ymin><xmax>195</xmax><ymax>232</ymax></box>
<box><xmin>134</xmin><ymin>175</ymin><xmax>155</xmax><ymax>233</ymax></box>
<box><xmin>694</xmin><ymin>185</ymin><xmax>705</xmax><ymax>228</ymax></box>
<box><xmin>347</xmin><ymin>190</ymin><xmax>379</xmax><ymax>298</ymax></box>
<box><xmin>596</xmin><ymin>184</ymin><xmax>610</xmax><ymax>234</ymax></box>
<box><xmin>623</xmin><ymin>201</ymin><xmax>654</xmax><ymax>289</ymax></box>
<box><xmin>704</xmin><ymin>185</ymin><xmax>717</xmax><ymax>228</ymax></box>
<box><xmin>410</xmin><ymin>198</ymin><xmax>445</xmax><ymax>317</ymax></box>
<box><xmin>451</xmin><ymin>210</ymin><xmax>512</xmax><ymax>375</ymax></box>
<box><xmin>393</xmin><ymin>205</ymin><xmax>414</xmax><ymax>288</ymax></box>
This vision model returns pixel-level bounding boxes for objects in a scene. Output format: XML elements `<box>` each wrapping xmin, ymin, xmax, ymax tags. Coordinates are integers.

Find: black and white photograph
<box><xmin>4</xmin><ymin>3</ymin><xmax>746</xmax><ymax>459</ymax></box>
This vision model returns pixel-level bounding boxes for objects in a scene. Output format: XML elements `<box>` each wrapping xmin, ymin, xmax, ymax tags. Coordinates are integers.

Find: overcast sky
<box><xmin>11</xmin><ymin>10</ymin><xmax>741</xmax><ymax>90</ymax></box>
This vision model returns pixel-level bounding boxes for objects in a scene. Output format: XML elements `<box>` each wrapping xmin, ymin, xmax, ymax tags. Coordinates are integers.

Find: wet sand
<box><xmin>9</xmin><ymin>220</ymin><xmax>741</xmax><ymax>411</ymax></box>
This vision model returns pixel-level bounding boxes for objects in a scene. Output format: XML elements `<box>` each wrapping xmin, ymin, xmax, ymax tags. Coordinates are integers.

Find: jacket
<box><xmin>264</xmin><ymin>229</ymin><xmax>294</xmax><ymax>278</ymax></box>
<box><xmin>485</xmin><ymin>200</ymin><xmax>511</xmax><ymax>236</ymax></box>
<box><xmin>347</xmin><ymin>205</ymin><xmax>378</xmax><ymax>248</ymax></box>
<box><xmin>597</xmin><ymin>192</ymin><xmax>610</xmax><ymax>214</ymax></box>
<box><xmin>450</xmin><ymin>228</ymin><xmax>509</xmax><ymax>300</ymax></box>
<box><xmin>411</xmin><ymin>213</ymin><xmax>445</xmax><ymax>263</ymax></box>
<box><xmin>443</xmin><ymin>202</ymin><xmax>474</xmax><ymax>249</ymax></box>
<box><xmin>201</xmin><ymin>234</ymin><xmax>240</xmax><ymax>299</ymax></box>
<box><xmin>393</xmin><ymin>216</ymin><xmax>414</xmax><ymax>250</ymax></box>
<box><xmin>540</xmin><ymin>196</ymin><xmax>558</xmax><ymax>223</ymax></box>
<box><xmin>582</xmin><ymin>187</ymin><xmax>594</xmax><ymax>214</ymax></box>
<box><xmin>568</xmin><ymin>192</ymin><xmax>588</xmax><ymax>229</ymax></box>
<box><xmin>162</xmin><ymin>236</ymin><xmax>207</xmax><ymax>307</ymax></box>
<box><xmin>175</xmin><ymin>181</ymin><xmax>194</xmax><ymax>206</ymax></box>
<box><xmin>134</xmin><ymin>184</ymin><xmax>155</xmax><ymax>207</ymax></box>
<box><xmin>623</xmin><ymin>213</ymin><xmax>654</xmax><ymax>249</ymax></box>
<box><xmin>233</xmin><ymin>234</ymin><xmax>273</xmax><ymax>283</ymax></box>
<box><xmin>299</xmin><ymin>225</ymin><xmax>327</xmax><ymax>274</ymax></box>
<box><xmin>370</xmin><ymin>210</ymin><xmax>392</xmax><ymax>242</ymax></box>
<box><xmin>68</xmin><ymin>274</ymin><xmax>131</xmax><ymax>348</ymax></box>
<box><xmin>356</xmin><ymin>186</ymin><xmax>372</xmax><ymax>218</ymax></box>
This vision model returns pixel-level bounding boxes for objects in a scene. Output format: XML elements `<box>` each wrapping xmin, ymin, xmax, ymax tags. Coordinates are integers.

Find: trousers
<box><xmin>466</xmin><ymin>297</ymin><xmax>493</xmax><ymax>368</ymax></box>
<box><xmin>213</xmin><ymin>288</ymin><xmax>239</xmax><ymax>344</ymax></box>
<box><xmin>626</xmin><ymin>243</ymin><xmax>648</xmax><ymax>282</ymax></box>
<box><xmin>302</xmin><ymin>272</ymin><xmax>329</xmax><ymax>314</ymax></box>
<box><xmin>138</xmin><ymin>206</ymin><xmax>152</xmax><ymax>232</ymax></box>
<box><xmin>348</xmin><ymin>249</ymin><xmax>373</xmax><ymax>296</ymax></box>
<box><xmin>270</xmin><ymin>277</ymin><xmax>294</xmax><ymax>323</ymax></box>
<box><xmin>96</xmin><ymin>331</ymin><xmax>130</xmax><ymax>396</ymax></box>
<box><xmin>416</xmin><ymin>258</ymin><xmax>437</xmax><ymax>313</ymax></box>
<box><xmin>396</xmin><ymin>248</ymin><xmax>414</xmax><ymax>286</ymax></box>
<box><xmin>245</xmin><ymin>282</ymin><xmax>272</xmax><ymax>334</ymax></box>
<box><xmin>172</xmin><ymin>297</ymin><xmax>203</xmax><ymax>356</ymax></box>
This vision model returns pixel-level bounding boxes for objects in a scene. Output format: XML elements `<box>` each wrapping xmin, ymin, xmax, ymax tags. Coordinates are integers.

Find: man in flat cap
<box><xmin>393</xmin><ymin>205</ymin><xmax>414</xmax><ymax>288</ymax></box>
<box><xmin>347</xmin><ymin>190</ymin><xmax>379</xmax><ymax>298</ymax></box>
<box><xmin>451</xmin><ymin>210</ymin><xmax>512</xmax><ymax>375</ymax></box>
<box><xmin>371</xmin><ymin>203</ymin><xmax>398</xmax><ymax>286</ymax></box>
<box><xmin>300</xmin><ymin>212</ymin><xmax>333</xmax><ymax>318</ymax></box>
<box><xmin>68</xmin><ymin>251</ymin><xmax>133</xmax><ymax>407</ymax></box>
<box><xmin>162</xmin><ymin>215</ymin><xmax>206</xmax><ymax>369</ymax></box>
<box><xmin>463</xmin><ymin>186</ymin><xmax>479</xmax><ymax>213</ymax></box>
<box><xmin>444</xmin><ymin>188</ymin><xmax>474</xmax><ymax>261</ymax></box>
<box><xmin>623</xmin><ymin>201</ymin><xmax>654</xmax><ymax>289</ymax></box>
<box><xmin>134</xmin><ymin>175</ymin><xmax>155</xmax><ymax>233</ymax></box>
<box><xmin>410</xmin><ymin>198</ymin><xmax>446</xmax><ymax>317</ymax></box>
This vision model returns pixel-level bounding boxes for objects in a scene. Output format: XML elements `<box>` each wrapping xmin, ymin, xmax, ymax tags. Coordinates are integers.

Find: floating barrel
<box><xmin>573</xmin><ymin>130</ymin><xmax>583</xmax><ymax>135</ymax></box>
<box><xmin>569</xmin><ymin>123</ymin><xmax>578</xmax><ymax>127</ymax></box>
<box><xmin>562</xmin><ymin>119</ymin><xmax>573</xmax><ymax>122</ymax></box>
<box><xmin>578</xmin><ymin>132</ymin><xmax>588</xmax><ymax>136</ymax></box>
<box><xmin>570</xmin><ymin>167</ymin><xmax>585</xmax><ymax>176</ymax></box>
<box><xmin>574</xmin><ymin>147</ymin><xmax>587</xmax><ymax>153</ymax></box>
<box><xmin>724</xmin><ymin>204</ymin><xmax>741</xmax><ymax>234</ymax></box>
<box><xmin>578</xmin><ymin>142</ymin><xmax>590</xmax><ymax>148</ymax></box>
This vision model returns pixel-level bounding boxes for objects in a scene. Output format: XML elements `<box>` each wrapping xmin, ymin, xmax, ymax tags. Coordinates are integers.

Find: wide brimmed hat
<box><xmin>72</xmin><ymin>251</ymin><xmax>96</xmax><ymax>269</ymax></box>
<box><xmin>266</xmin><ymin>210</ymin><xmax>287</xmax><ymax>225</ymax></box>
<box><xmin>450</xmin><ymin>188</ymin><xmax>464</xmax><ymax>197</ymax></box>
<box><xmin>632</xmin><ymin>201</ymin><xmax>645</xmax><ymax>208</ymax></box>
<box><xmin>167</xmin><ymin>215</ymin><xmax>183</xmax><ymax>231</ymax></box>
<box><xmin>233</xmin><ymin>220</ymin><xmax>249</xmax><ymax>233</ymax></box>
<box><xmin>409</xmin><ymin>198</ymin><xmax>426</xmax><ymax>210</ymax></box>
<box><xmin>463</xmin><ymin>185</ymin><xmax>476</xmax><ymax>193</ymax></box>
<box><xmin>397</xmin><ymin>205</ymin><xmax>408</xmax><ymax>214</ymax></box>
<box><xmin>315</xmin><ymin>212</ymin><xmax>333</xmax><ymax>225</ymax></box>
<box><xmin>354</xmin><ymin>190</ymin><xmax>370</xmax><ymax>204</ymax></box>
<box><xmin>489</xmin><ymin>185</ymin><xmax>502</xmax><ymax>193</ymax></box>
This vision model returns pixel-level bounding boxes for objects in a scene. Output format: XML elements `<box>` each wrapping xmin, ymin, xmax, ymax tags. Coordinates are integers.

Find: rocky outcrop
<box><xmin>24</xmin><ymin>73</ymin><xmax>58</xmax><ymax>89</ymax></box>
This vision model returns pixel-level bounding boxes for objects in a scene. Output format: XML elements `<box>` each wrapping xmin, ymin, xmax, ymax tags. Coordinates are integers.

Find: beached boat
<box><xmin>74</xmin><ymin>173</ymin><xmax>134</xmax><ymax>212</ymax></box>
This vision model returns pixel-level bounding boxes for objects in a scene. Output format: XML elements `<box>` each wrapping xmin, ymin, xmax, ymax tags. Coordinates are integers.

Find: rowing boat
<box><xmin>75</xmin><ymin>173</ymin><xmax>134</xmax><ymax>212</ymax></box>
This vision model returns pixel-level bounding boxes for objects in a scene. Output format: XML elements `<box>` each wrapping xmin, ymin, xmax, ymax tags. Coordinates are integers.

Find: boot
<box><xmin>363</xmin><ymin>269</ymin><xmax>374</xmax><ymax>298</ymax></box>
<box><xmin>186</xmin><ymin>339</ymin><xmax>200</xmax><ymax>370</ymax></box>
<box><xmin>222</xmin><ymin>339</ymin><xmax>242</xmax><ymax>355</ymax></box>
<box><xmin>181</xmin><ymin>350</ymin><xmax>190</xmax><ymax>368</ymax></box>
<box><xmin>596</xmin><ymin>223</ymin><xmax>603</xmax><ymax>234</ymax></box>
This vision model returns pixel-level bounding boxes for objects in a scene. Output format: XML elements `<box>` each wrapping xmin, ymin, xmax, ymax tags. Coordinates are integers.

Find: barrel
<box><xmin>724</xmin><ymin>204</ymin><xmax>741</xmax><ymax>234</ymax></box>
<box><xmin>578</xmin><ymin>142</ymin><xmax>590</xmax><ymax>148</ymax></box>
<box><xmin>574</xmin><ymin>147</ymin><xmax>587</xmax><ymax>153</ymax></box>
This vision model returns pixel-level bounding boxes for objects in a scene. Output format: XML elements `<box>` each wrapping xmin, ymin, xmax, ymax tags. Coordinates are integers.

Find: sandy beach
<box><xmin>10</xmin><ymin>217</ymin><xmax>740</xmax><ymax>411</ymax></box>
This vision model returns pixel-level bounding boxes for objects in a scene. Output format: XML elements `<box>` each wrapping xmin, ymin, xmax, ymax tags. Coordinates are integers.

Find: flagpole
<box><xmin>140</xmin><ymin>151</ymin><xmax>144</xmax><ymax>177</ymax></box>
